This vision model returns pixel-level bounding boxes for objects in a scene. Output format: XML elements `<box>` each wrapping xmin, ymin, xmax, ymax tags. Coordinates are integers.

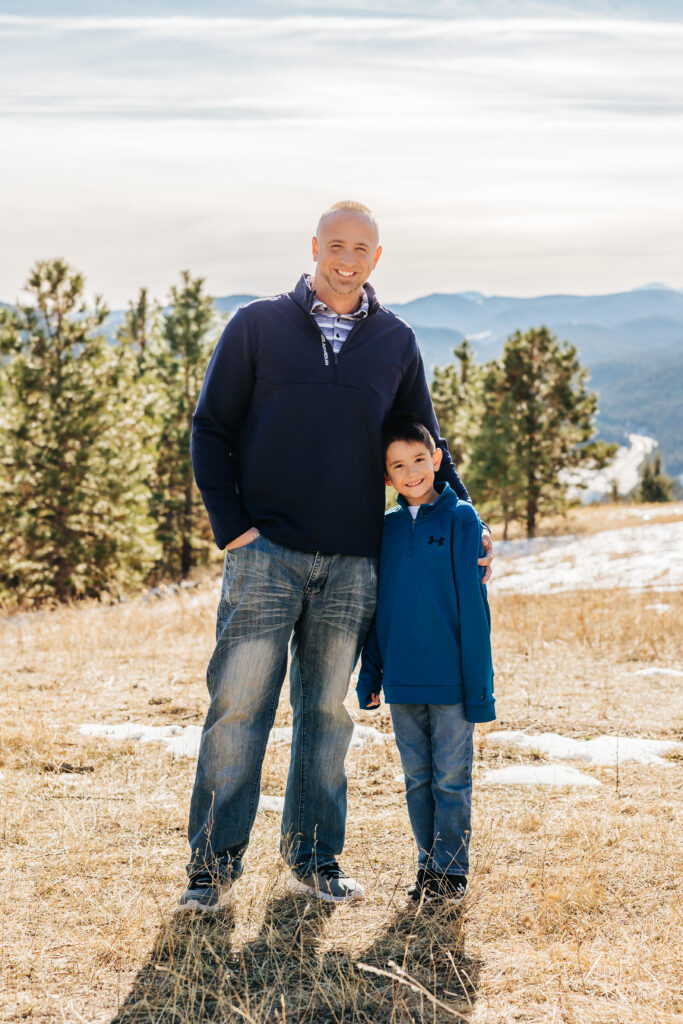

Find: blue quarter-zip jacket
<box><xmin>357</xmin><ymin>483</ymin><xmax>495</xmax><ymax>723</ymax></box>
<box><xmin>191</xmin><ymin>275</ymin><xmax>470</xmax><ymax>556</ymax></box>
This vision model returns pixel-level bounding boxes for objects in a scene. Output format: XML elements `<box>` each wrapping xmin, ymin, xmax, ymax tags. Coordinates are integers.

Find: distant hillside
<box><xmin>590</xmin><ymin>345</ymin><xmax>683</xmax><ymax>478</ymax></box>
<box><xmin>388</xmin><ymin>287</ymin><xmax>683</xmax><ymax>347</ymax></box>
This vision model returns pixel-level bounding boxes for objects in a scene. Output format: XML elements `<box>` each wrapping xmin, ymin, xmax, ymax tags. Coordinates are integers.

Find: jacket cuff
<box><xmin>356</xmin><ymin>680</ymin><xmax>381</xmax><ymax>709</ymax></box>
<box><xmin>211</xmin><ymin>511</ymin><xmax>252</xmax><ymax>550</ymax></box>
<box><xmin>464</xmin><ymin>699</ymin><xmax>496</xmax><ymax>724</ymax></box>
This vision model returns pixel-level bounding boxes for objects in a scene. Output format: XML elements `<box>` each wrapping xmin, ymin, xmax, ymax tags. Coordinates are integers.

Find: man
<box><xmin>180</xmin><ymin>200</ymin><xmax>492</xmax><ymax>912</ymax></box>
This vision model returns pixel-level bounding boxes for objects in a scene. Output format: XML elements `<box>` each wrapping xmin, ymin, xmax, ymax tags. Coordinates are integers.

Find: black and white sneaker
<box><xmin>288</xmin><ymin>862</ymin><xmax>364</xmax><ymax>903</ymax></box>
<box><xmin>407</xmin><ymin>868</ymin><xmax>429</xmax><ymax>902</ymax></box>
<box><xmin>176</xmin><ymin>868</ymin><xmax>235</xmax><ymax>914</ymax></box>
<box><xmin>426</xmin><ymin>872</ymin><xmax>467</xmax><ymax>903</ymax></box>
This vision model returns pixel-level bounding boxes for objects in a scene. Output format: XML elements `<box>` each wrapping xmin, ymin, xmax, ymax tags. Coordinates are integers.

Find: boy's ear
<box><xmin>433</xmin><ymin>448</ymin><xmax>443</xmax><ymax>471</ymax></box>
<box><xmin>384</xmin><ymin>473</ymin><xmax>392</xmax><ymax>486</ymax></box>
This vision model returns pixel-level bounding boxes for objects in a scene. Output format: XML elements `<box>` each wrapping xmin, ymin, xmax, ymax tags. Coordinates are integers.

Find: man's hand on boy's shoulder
<box><xmin>478</xmin><ymin>529</ymin><xmax>494</xmax><ymax>584</ymax></box>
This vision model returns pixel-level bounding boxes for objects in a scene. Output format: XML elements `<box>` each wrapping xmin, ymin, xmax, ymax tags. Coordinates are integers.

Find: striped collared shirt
<box><xmin>306</xmin><ymin>276</ymin><xmax>369</xmax><ymax>355</ymax></box>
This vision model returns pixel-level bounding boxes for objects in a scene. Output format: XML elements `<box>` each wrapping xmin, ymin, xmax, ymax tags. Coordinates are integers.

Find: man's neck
<box><xmin>309</xmin><ymin>276</ymin><xmax>364</xmax><ymax>316</ymax></box>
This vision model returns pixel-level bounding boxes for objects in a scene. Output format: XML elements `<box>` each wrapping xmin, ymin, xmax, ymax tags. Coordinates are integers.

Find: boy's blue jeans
<box><xmin>187</xmin><ymin>534</ymin><xmax>377</xmax><ymax>878</ymax></box>
<box><xmin>390</xmin><ymin>702</ymin><xmax>474</xmax><ymax>876</ymax></box>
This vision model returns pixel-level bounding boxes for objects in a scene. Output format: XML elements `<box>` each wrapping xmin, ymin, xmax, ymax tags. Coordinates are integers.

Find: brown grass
<box><xmin>488</xmin><ymin>499</ymin><xmax>683</xmax><ymax>541</ymax></box>
<box><xmin>2</xmin><ymin>511</ymin><xmax>683</xmax><ymax>1022</ymax></box>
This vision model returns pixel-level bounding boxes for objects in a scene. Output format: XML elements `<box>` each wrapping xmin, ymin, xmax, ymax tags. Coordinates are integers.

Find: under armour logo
<box><xmin>428</xmin><ymin>536</ymin><xmax>445</xmax><ymax>546</ymax></box>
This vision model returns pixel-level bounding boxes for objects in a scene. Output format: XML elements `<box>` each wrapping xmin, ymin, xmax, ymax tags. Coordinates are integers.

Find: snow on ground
<box><xmin>644</xmin><ymin>603</ymin><xmax>671</xmax><ymax>614</ymax></box>
<box><xmin>492</xmin><ymin>519</ymin><xmax>683</xmax><ymax>593</ymax></box>
<box><xmin>562</xmin><ymin>434</ymin><xmax>656</xmax><ymax>503</ymax></box>
<box><xmin>481</xmin><ymin>765</ymin><xmax>602</xmax><ymax>787</ymax></box>
<box><xmin>484</xmin><ymin>731</ymin><xmax>682</xmax><ymax>766</ymax></box>
<box><xmin>258</xmin><ymin>795</ymin><xmax>285</xmax><ymax>814</ymax></box>
<box><xmin>635</xmin><ymin>667</ymin><xmax>683</xmax><ymax>678</ymax></box>
<box><xmin>79</xmin><ymin>720</ymin><xmax>393</xmax><ymax>758</ymax></box>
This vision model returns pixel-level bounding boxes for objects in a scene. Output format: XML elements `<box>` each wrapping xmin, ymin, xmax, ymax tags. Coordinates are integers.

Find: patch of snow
<box><xmin>80</xmin><ymin>722</ymin><xmax>203</xmax><ymax>757</ymax></box>
<box><xmin>492</xmin><ymin>519</ymin><xmax>683</xmax><ymax>593</ymax></box>
<box><xmin>482</xmin><ymin>765</ymin><xmax>601</xmax><ymax>787</ymax></box>
<box><xmin>349</xmin><ymin>724</ymin><xmax>395</xmax><ymax>748</ymax></box>
<box><xmin>80</xmin><ymin>721</ymin><xmax>394</xmax><ymax>758</ymax></box>
<box><xmin>635</xmin><ymin>667</ymin><xmax>683</xmax><ymax>678</ymax></box>
<box><xmin>258</xmin><ymin>795</ymin><xmax>285</xmax><ymax>814</ymax></box>
<box><xmin>562</xmin><ymin>434</ymin><xmax>657</xmax><ymax>503</ymax></box>
<box><xmin>644</xmin><ymin>603</ymin><xmax>671</xmax><ymax>614</ymax></box>
<box><xmin>269</xmin><ymin>726</ymin><xmax>293</xmax><ymax>746</ymax></box>
<box><xmin>485</xmin><ymin>730</ymin><xmax>681</xmax><ymax>766</ymax></box>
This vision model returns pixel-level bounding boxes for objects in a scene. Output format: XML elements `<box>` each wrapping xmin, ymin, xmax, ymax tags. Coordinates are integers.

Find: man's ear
<box><xmin>312</xmin><ymin>235</ymin><xmax>319</xmax><ymax>262</ymax></box>
<box><xmin>432</xmin><ymin>448</ymin><xmax>443</xmax><ymax>471</ymax></box>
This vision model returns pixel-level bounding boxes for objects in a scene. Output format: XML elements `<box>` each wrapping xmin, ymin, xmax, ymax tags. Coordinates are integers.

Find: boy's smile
<box><xmin>385</xmin><ymin>439</ymin><xmax>443</xmax><ymax>506</ymax></box>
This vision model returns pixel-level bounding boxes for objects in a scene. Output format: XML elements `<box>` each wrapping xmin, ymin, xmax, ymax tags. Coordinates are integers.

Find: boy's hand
<box><xmin>479</xmin><ymin>530</ymin><xmax>493</xmax><ymax>584</ymax></box>
<box><xmin>366</xmin><ymin>693</ymin><xmax>381</xmax><ymax>709</ymax></box>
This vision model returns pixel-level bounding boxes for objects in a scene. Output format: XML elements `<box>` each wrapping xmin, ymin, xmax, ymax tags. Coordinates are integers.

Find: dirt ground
<box><xmin>2</xmin><ymin>509</ymin><xmax>682</xmax><ymax>1023</ymax></box>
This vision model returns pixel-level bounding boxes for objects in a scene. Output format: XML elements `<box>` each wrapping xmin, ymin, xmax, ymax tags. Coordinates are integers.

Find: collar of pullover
<box><xmin>396</xmin><ymin>481</ymin><xmax>457</xmax><ymax>519</ymax></box>
<box><xmin>290</xmin><ymin>273</ymin><xmax>381</xmax><ymax>317</ymax></box>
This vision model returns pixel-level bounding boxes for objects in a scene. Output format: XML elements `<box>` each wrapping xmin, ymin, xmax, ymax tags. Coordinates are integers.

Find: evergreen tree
<box><xmin>431</xmin><ymin>340</ymin><xmax>482</xmax><ymax>474</ymax></box>
<box><xmin>0</xmin><ymin>260</ymin><xmax>159</xmax><ymax>604</ymax></box>
<box><xmin>152</xmin><ymin>271</ymin><xmax>216</xmax><ymax>579</ymax></box>
<box><xmin>116</xmin><ymin>287</ymin><xmax>162</xmax><ymax>371</ymax></box>
<box><xmin>480</xmin><ymin>326</ymin><xmax>614</xmax><ymax>537</ymax></box>
<box><xmin>639</xmin><ymin>452</ymin><xmax>673</xmax><ymax>503</ymax></box>
<box><xmin>465</xmin><ymin>361</ymin><xmax>525</xmax><ymax>538</ymax></box>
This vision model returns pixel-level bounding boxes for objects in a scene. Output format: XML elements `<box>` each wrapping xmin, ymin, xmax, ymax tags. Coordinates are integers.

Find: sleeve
<box><xmin>452</xmin><ymin>516</ymin><xmax>496</xmax><ymax>723</ymax></box>
<box><xmin>190</xmin><ymin>308</ymin><xmax>254</xmax><ymax>549</ymax></box>
<box><xmin>392</xmin><ymin>334</ymin><xmax>471</xmax><ymax>503</ymax></box>
<box><xmin>356</xmin><ymin>618</ymin><xmax>383</xmax><ymax>709</ymax></box>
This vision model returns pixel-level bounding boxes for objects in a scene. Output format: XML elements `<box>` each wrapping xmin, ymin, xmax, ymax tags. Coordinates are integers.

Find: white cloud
<box><xmin>1</xmin><ymin>13</ymin><xmax>682</xmax><ymax>303</ymax></box>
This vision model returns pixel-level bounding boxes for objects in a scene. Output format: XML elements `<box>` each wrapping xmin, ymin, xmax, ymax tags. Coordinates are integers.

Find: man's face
<box><xmin>311</xmin><ymin>210</ymin><xmax>382</xmax><ymax>310</ymax></box>
<box><xmin>384</xmin><ymin>440</ymin><xmax>443</xmax><ymax>506</ymax></box>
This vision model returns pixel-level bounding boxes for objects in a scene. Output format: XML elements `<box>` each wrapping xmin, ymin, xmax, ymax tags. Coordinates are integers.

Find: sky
<box><xmin>1</xmin><ymin>2</ymin><xmax>682</xmax><ymax>307</ymax></box>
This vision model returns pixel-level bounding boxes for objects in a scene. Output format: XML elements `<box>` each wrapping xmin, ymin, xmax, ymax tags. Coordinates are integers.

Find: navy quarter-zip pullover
<box><xmin>357</xmin><ymin>483</ymin><xmax>495</xmax><ymax>723</ymax></box>
<box><xmin>191</xmin><ymin>275</ymin><xmax>470</xmax><ymax>557</ymax></box>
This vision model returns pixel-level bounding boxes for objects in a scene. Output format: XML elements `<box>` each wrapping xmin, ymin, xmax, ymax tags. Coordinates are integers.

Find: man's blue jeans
<box><xmin>390</xmin><ymin>702</ymin><xmax>474</xmax><ymax>876</ymax></box>
<box><xmin>187</xmin><ymin>534</ymin><xmax>377</xmax><ymax>877</ymax></box>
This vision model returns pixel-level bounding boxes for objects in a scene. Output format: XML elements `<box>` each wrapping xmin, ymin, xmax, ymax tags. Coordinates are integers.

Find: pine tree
<box><xmin>431</xmin><ymin>340</ymin><xmax>482</xmax><ymax>474</ymax></box>
<box><xmin>639</xmin><ymin>452</ymin><xmax>673</xmax><ymax>503</ymax></box>
<box><xmin>0</xmin><ymin>260</ymin><xmax>159</xmax><ymax>605</ymax></box>
<box><xmin>486</xmin><ymin>327</ymin><xmax>614</xmax><ymax>537</ymax></box>
<box><xmin>152</xmin><ymin>272</ymin><xmax>216</xmax><ymax>579</ymax></box>
<box><xmin>465</xmin><ymin>361</ymin><xmax>525</xmax><ymax>538</ymax></box>
<box><xmin>447</xmin><ymin>327</ymin><xmax>615</xmax><ymax>538</ymax></box>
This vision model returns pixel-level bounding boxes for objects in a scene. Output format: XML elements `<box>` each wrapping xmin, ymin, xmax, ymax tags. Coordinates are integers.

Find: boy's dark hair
<box><xmin>381</xmin><ymin>412</ymin><xmax>436</xmax><ymax>460</ymax></box>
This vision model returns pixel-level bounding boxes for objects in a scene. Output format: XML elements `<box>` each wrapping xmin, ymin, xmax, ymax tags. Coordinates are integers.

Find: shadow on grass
<box><xmin>112</xmin><ymin>891</ymin><xmax>481</xmax><ymax>1023</ymax></box>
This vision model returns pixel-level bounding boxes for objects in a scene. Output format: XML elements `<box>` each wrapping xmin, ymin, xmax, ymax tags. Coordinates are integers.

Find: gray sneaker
<box><xmin>176</xmin><ymin>868</ymin><xmax>234</xmax><ymax>914</ymax></box>
<box><xmin>288</xmin><ymin>862</ymin><xmax>364</xmax><ymax>903</ymax></box>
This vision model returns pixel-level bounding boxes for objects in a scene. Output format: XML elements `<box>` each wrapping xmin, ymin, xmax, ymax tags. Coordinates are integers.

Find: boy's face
<box><xmin>384</xmin><ymin>439</ymin><xmax>443</xmax><ymax>506</ymax></box>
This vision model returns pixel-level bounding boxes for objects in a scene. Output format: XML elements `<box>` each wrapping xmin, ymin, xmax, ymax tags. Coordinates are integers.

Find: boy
<box><xmin>357</xmin><ymin>412</ymin><xmax>495</xmax><ymax>903</ymax></box>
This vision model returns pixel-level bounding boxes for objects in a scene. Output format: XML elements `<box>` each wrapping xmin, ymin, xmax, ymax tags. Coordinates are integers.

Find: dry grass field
<box><xmin>2</xmin><ymin>506</ymin><xmax>682</xmax><ymax>1023</ymax></box>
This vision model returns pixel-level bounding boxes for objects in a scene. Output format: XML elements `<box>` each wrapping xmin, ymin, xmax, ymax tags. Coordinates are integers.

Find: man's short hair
<box><xmin>381</xmin><ymin>412</ymin><xmax>436</xmax><ymax>461</ymax></box>
<box><xmin>316</xmin><ymin>200</ymin><xmax>379</xmax><ymax>239</ymax></box>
